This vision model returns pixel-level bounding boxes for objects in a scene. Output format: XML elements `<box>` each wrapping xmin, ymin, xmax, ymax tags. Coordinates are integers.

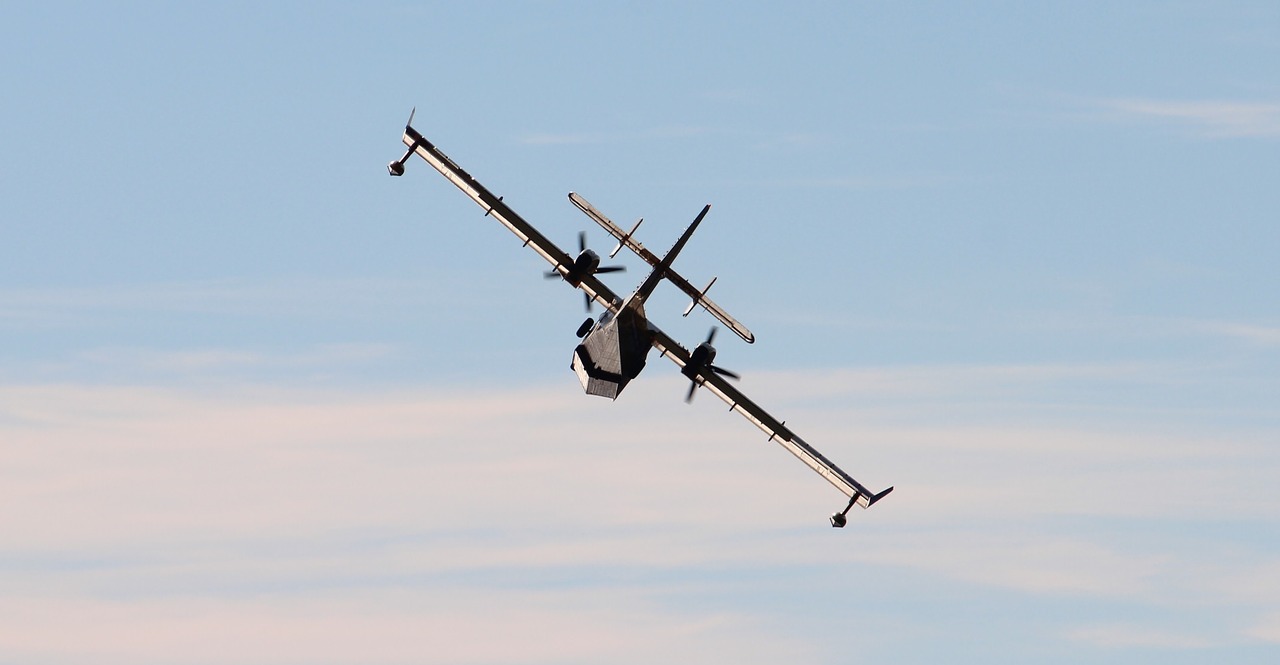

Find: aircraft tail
<box><xmin>634</xmin><ymin>204</ymin><xmax>710</xmax><ymax>302</ymax></box>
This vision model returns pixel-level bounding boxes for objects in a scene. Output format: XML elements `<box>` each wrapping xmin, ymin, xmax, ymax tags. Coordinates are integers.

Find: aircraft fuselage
<box><xmin>571</xmin><ymin>298</ymin><xmax>652</xmax><ymax>399</ymax></box>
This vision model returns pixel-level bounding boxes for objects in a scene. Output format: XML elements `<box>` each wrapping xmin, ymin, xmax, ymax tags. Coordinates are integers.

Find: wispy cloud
<box><xmin>0</xmin><ymin>592</ymin><xmax>812</xmax><ymax>665</ymax></box>
<box><xmin>519</xmin><ymin>132</ymin><xmax>603</xmax><ymax>146</ymax></box>
<box><xmin>518</xmin><ymin>126</ymin><xmax>711</xmax><ymax>146</ymax></box>
<box><xmin>3</xmin><ymin>363</ymin><xmax>1276</xmax><ymax>662</ymax></box>
<box><xmin>1248</xmin><ymin>613</ymin><xmax>1280</xmax><ymax>644</ymax></box>
<box><xmin>1067</xmin><ymin>623</ymin><xmax>1216</xmax><ymax>649</ymax></box>
<box><xmin>77</xmin><ymin>343</ymin><xmax>399</xmax><ymax>373</ymax></box>
<box><xmin>762</xmin><ymin>172</ymin><xmax>959</xmax><ymax>190</ymax></box>
<box><xmin>1192</xmin><ymin>320</ymin><xmax>1280</xmax><ymax>346</ymax></box>
<box><xmin>1097</xmin><ymin>97</ymin><xmax>1280</xmax><ymax>138</ymax></box>
<box><xmin>0</xmin><ymin>278</ymin><xmax>449</xmax><ymax>328</ymax></box>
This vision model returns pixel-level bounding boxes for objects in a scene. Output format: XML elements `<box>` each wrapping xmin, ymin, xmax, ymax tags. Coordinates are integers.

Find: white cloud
<box><xmin>1248</xmin><ymin>613</ymin><xmax>1280</xmax><ymax>644</ymax></box>
<box><xmin>0</xmin><ymin>277</ymin><xmax>449</xmax><ymax>328</ymax></box>
<box><xmin>0</xmin><ymin>592</ymin><xmax>814</xmax><ymax>665</ymax></box>
<box><xmin>2</xmin><ymin>362</ymin><xmax>1276</xmax><ymax>662</ymax></box>
<box><xmin>77</xmin><ymin>343</ymin><xmax>399</xmax><ymax>373</ymax></box>
<box><xmin>519</xmin><ymin>132</ymin><xmax>602</xmax><ymax>145</ymax></box>
<box><xmin>765</xmin><ymin>173</ymin><xmax>956</xmax><ymax>190</ymax></box>
<box><xmin>1098</xmin><ymin>98</ymin><xmax>1280</xmax><ymax>138</ymax></box>
<box><xmin>1067</xmin><ymin>623</ymin><xmax>1216</xmax><ymax>649</ymax></box>
<box><xmin>851</xmin><ymin>530</ymin><xmax>1171</xmax><ymax>598</ymax></box>
<box><xmin>1192</xmin><ymin>321</ymin><xmax>1280</xmax><ymax>346</ymax></box>
<box><xmin>518</xmin><ymin>126</ymin><xmax>709</xmax><ymax>146</ymax></box>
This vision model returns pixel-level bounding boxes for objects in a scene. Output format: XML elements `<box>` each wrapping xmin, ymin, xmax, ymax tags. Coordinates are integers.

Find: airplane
<box><xmin>388</xmin><ymin>112</ymin><xmax>892</xmax><ymax>527</ymax></box>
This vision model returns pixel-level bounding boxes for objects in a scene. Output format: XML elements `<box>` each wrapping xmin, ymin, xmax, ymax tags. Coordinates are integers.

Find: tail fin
<box><xmin>634</xmin><ymin>204</ymin><xmax>710</xmax><ymax>302</ymax></box>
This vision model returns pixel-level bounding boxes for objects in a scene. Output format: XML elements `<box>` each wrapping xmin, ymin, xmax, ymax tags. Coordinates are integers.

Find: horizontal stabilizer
<box><xmin>569</xmin><ymin>192</ymin><xmax>756</xmax><ymax>343</ymax></box>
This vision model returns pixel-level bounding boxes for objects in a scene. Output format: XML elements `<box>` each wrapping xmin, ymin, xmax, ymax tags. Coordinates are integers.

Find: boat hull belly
<box><xmin>570</xmin><ymin>309</ymin><xmax>649</xmax><ymax>399</ymax></box>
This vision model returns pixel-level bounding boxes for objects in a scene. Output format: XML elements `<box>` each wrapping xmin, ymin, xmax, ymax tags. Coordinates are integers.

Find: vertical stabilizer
<box><xmin>634</xmin><ymin>204</ymin><xmax>710</xmax><ymax>303</ymax></box>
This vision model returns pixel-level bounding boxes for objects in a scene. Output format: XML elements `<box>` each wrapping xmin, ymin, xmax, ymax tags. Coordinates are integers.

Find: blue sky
<box><xmin>2</xmin><ymin>2</ymin><xmax>1278</xmax><ymax>663</ymax></box>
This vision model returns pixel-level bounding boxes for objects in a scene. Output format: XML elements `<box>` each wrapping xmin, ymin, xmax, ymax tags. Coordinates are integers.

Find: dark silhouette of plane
<box><xmin>389</xmin><ymin>111</ymin><xmax>891</xmax><ymax>526</ymax></box>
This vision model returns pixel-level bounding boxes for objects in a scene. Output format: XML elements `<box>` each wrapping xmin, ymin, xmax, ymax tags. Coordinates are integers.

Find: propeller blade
<box><xmin>545</xmin><ymin>269</ymin><xmax>562</xmax><ymax>279</ymax></box>
<box><xmin>710</xmin><ymin>365</ymin><xmax>740</xmax><ymax>380</ymax></box>
<box><xmin>594</xmin><ymin>265</ymin><xmax>626</xmax><ymax>274</ymax></box>
<box><xmin>705</xmin><ymin>327</ymin><xmax>718</xmax><ymax>345</ymax></box>
<box><xmin>578</xmin><ymin>231</ymin><xmax>587</xmax><ymax>254</ymax></box>
<box><xmin>583</xmin><ymin>291</ymin><xmax>593</xmax><ymax>313</ymax></box>
<box><xmin>684</xmin><ymin>380</ymin><xmax>698</xmax><ymax>403</ymax></box>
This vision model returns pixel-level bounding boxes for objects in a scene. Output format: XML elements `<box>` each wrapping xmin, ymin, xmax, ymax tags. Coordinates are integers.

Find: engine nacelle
<box><xmin>565</xmin><ymin>249</ymin><xmax>600</xmax><ymax>285</ymax></box>
<box><xmin>574</xmin><ymin>249</ymin><xmax>601</xmax><ymax>274</ymax></box>
<box><xmin>683</xmin><ymin>342</ymin><xmax>716</xmax><ymax>378</ymax></box>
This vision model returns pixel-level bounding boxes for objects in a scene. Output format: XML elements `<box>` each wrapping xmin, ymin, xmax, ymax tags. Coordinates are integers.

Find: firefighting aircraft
<box><xmin>388</xmin><ymin>112</ymin><xmax>892</xmax><ymax>527</ymax></box>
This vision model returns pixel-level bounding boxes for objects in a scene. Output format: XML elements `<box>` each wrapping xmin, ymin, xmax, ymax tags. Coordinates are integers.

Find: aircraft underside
<box><xmin>571</xmin><ymin>308</ymin><xmax>650</xmax><ymax>399</ymax></box>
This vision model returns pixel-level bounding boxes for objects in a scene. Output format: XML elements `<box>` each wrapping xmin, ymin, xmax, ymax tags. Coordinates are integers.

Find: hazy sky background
<box><xmin>3</xmin><ymin>2</ymin><xmax>1278</xmax><ymax>663</ymax></box>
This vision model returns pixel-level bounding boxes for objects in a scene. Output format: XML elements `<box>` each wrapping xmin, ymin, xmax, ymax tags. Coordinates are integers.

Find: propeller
<box><xmin>683</xmin><ymin>327</ymin><xmax>740</xmax><ymax>403</ymax></box>
<box><xmin>545</xmin><ymin>232</ymin><xmax>626</xmax><ymax>312</ymax></box>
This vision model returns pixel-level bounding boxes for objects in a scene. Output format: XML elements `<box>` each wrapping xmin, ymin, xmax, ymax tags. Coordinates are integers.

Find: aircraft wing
<box><xmin>397</xmin><ymin>123</ymin><xmax>623</xmax><ymax>312</ymax></box>
<box><xmin>570</xmin><ymin>192</ymin><xmax>755</xmax><ymax>344</ymax></box>
<box><xmin>649</xmin><ymin>326</ymin><xmax>892</xmax><ymax>510</ymax></box>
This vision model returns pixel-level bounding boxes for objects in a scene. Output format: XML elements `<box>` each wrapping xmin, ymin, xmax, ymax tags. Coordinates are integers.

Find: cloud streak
<box><xmin>1066</xmin><ymin>623</ymin><xmax>1216</xmax><ymax>649</ymax></box>
<box><xmin>0</xmin><ymin>592</ymin><xmax>813</xmax><ymax>665</ymax></box>
<box><xmin>1097</xmin><ymin>97</ymin><xmax>1280</xmax><ymax>138</ymax></box>
<box><xmin>518</xmin><ymin>126</ymin><xmax>711</xmax><ymax>146</ymax></box>
<box><xmin>2</xmin><ymin>361</ymin><xmax>1276</xmax><ymax>662</ymax></box>
<box><xmin>0</xmin><ymin>277</ymin><xmax>459</xmax><ymax>329</ymax></box>
<box><xmin>77</xmin><ymin>343</ymin><xmax>399</xmax><ymax>373</ymax></box>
